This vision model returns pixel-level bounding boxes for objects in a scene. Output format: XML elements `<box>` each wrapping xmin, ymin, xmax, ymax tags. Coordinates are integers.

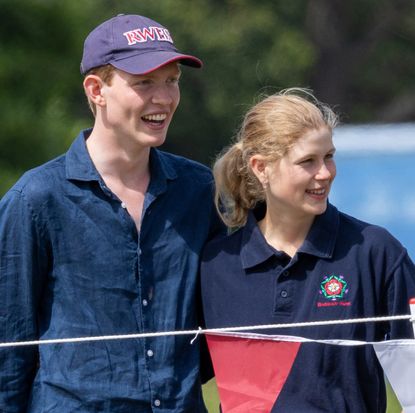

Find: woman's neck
<box><xmin>258</xmin><ymin>209</ymin><xmax>314</xmax><ymax>257</ymax></box>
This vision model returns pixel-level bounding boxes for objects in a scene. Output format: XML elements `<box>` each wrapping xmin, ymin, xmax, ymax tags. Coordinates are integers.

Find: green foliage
<box><xmin>0</xmin><ymin>0</ymin><xmax>91</xmax><ymax>194</ymax></box>
<box><xmin>1</xmin><ymin>0</ymin><xmax>415</xmax><ymax>196</ymax></box>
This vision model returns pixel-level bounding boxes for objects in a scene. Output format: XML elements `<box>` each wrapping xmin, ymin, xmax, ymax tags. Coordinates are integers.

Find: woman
<box><xmin>201</xmin><ymin>89</ymin><xmax>415</xmax><ymax>412</ymax></box>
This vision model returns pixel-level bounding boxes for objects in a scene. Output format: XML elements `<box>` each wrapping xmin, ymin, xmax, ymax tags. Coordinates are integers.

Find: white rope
<box><xmin>0</xmin><ymin>314</ymin><xmax>412</xmax><ymax>348</ymax></box>
<box><xmin>190</xmin><ymin>326</ymin><xmax>203</xmax><ymax>345</ymax></box>
<box><xmin>208</xmin><ymin>331</ymin><xmax>415</xmax><ymax>347</ymax></box>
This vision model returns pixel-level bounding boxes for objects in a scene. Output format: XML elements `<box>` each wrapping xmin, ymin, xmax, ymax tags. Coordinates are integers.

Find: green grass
<box><xmin>386</xmin><ymin>381</ymin><xmax>402</xmax><ymax>413</ymax></box>
<box><xmin>202</xmin><ymin>379</ymin><xmax>402</xmax><ymax>413</ymax></box>
<box><xmin>202</xmin><ymin>379</ymin><xmax>220</xmax><ymax>413</ymax></box>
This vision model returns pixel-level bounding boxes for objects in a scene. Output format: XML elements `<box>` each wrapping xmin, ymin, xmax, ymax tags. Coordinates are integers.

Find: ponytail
<box><xmin>213</xmin><ymin>141</ymin><xmax>264</xmax><ymax>228</ymax></box>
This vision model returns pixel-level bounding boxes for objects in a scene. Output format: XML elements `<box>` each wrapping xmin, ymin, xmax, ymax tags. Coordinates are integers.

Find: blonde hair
<box><xmin>214</xmin><ymin>88</ymin><xmax>338</xmax><ymax>228</ymax></box>
<box><xmin>84</xmin><ymin>64</ymin><xmax>115</xmax><ymax>116</ymax></box>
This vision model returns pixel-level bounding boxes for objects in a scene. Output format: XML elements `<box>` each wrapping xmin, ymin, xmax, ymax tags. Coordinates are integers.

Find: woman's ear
<box><xmin>249</xmin><ymin>155</ymin><xmax>269</xmax><ymax>188</ymax></box>
<box><xmin>83</xmin><ymin>75</ymin><xmax>106</xmax><ymax>108</ymax></box>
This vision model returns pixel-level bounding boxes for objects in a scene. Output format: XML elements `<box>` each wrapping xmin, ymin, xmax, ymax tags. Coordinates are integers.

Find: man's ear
<box><xmin>249</xmin><ymin>155</ymin><xmax>269</xmax><ymax>187</ymax></box>
<box><xmin>83</xmin><ymin>75</ymin><xmax>106</xmax><ymax>107</ymax></box>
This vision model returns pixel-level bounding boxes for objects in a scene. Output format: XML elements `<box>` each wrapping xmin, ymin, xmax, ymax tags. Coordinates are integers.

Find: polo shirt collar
<box><xmin>240</xmin><ymin>203</ymin><xmax>339</xmax><ymax>269</ymax></box>
<box><xmin>240</xmin><ymin>209</ymin><xmax>278</xmax><ymax>270</ymax></box>
<box><xmin>298</xmin><ymin>202</ymin><xmax>339</xmax><ymax>258</ymax></box>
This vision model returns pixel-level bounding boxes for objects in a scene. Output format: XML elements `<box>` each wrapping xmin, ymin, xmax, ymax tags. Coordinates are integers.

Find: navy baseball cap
<box><xmin>80</xmin><ymin>14</ymin><xmax>203</xmax><ymax>75</ymax></box>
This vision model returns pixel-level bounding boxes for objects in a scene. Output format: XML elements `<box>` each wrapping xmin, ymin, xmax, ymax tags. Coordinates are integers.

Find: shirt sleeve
<box><xmin>384</xmin><ymin>248</ymin><xmax>415</xmax><ymax>340</ymax></box>
<box><xmin>0</xmin><ymin>189</ymin><xmax>48</xmax><ymax>412</ymax></box>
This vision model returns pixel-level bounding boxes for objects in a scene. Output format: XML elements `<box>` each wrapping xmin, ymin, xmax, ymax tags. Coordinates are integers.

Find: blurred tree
<box><xmin>0</xmin><ymin>0</ymin><xmax>93</xmax><ymax>191</ymax></box>
<box><xmin>305</xmin><ymin>0</ymin><xmax>415</xmax><ymax>122</ymax></box>
<box><xmin>1</xmin><ymin>0</ymin><xmax>415</xmax><ymax>196</ymax></box>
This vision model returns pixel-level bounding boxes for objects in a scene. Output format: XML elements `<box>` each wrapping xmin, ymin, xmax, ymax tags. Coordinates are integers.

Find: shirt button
<box><xmin>280</xmin><ymin>290</ymin><xmax>288</xmax><ymax>298</ymax></box>
<box><xmin>142</xmin><ymin>299</ymin><xmax>148</xmax><ymax>306</ymax></box>
<box><xmin>282</xmin><ymin>270</ymin><xmax>289</xmax><ymax>277</ymax></box>
<box><xmin>147</xmin><ymin>349</ymin><xmax>154</xmax><ymax>357</ymax></box>
<box><xmin>154</xmin><ymin>399</ymin><xmax>161</xmax><ymax>407</ymax></box>
<box><xmin>121</xmin><ymin>202</ymin><xmax>127</xmax><ymax>209</ymax></box>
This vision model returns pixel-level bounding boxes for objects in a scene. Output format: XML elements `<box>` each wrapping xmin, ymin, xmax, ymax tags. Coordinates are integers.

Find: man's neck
<box><xmin>86</xmin><ymin>128</ymin><xmax>151</xmax><ymax>189</ymax></box>
<box><xmin>86</xmin><ymin>128</ymin><xmax>153</xmax><ymax>229</ymax></box>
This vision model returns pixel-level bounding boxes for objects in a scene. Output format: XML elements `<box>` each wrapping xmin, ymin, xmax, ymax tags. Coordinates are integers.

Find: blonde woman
<box><xmin>201</xmin><ymin>89</ymin><xmax>415</xmax><ymax>412</ymax></box>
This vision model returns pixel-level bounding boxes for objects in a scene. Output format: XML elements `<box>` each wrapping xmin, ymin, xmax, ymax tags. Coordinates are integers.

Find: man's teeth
<box><xmin>307</xmin><ymin>188</ymin><xmax>325</xmax><ymax>195</ymax></box>
<box><xmin>142</xmin><ymin>114</ymin><xmax>167</xmax><ymax>121</ymax></box>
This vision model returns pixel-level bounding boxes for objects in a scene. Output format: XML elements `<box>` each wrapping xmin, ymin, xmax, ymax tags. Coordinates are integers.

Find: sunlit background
<box><xmin>2</xmin><ymin>1</ymin><xmax>415</xmax><ymax>412</ymax></box>
<box><xmin>332</xmin><ymin>123</ymin><xmax>415</xmax><ymax>261</ymax></box>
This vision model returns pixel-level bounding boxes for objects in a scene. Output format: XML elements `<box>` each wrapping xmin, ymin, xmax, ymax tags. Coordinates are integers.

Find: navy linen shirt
<box><xmin>0</xmin><ymin>130</ymin><xmax>221</xmax><ymax>412</ymax></box>
<box><xmin>201</xmin><ymin>203</ymin><xmax>415</xmax><ymax>413</ymax></box>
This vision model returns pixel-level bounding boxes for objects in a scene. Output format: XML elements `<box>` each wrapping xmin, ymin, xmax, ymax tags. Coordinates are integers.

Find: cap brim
<box><xmin>111</xmin><ymin>51</ymin><xmax>203</xmax><ymax>75</ymax></box>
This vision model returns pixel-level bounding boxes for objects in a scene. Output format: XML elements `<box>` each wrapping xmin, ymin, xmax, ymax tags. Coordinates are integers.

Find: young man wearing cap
<box><xmin>0</xmin><ymin>14</ymin><xmax>221</xmax><ymax>412</ymax></box>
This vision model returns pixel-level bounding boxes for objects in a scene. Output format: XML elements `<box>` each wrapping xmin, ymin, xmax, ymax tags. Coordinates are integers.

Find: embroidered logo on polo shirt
<box><xmin>317</xmin><ymin>274</ymin><xmax>351</xmax><ymax>308</ymax></box>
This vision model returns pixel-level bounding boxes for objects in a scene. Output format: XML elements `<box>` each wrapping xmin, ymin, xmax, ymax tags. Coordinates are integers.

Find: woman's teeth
<box><xmin>307</xmin><ymin>188</ymin><xmax>325</xmax><ymax>195</ymax></box>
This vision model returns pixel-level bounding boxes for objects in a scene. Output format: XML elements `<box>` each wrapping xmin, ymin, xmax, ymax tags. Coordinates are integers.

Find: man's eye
<box><xmin>134</xmin><ymin>80</ymin><xmax>152</xmax><ymax>86</ymax></box>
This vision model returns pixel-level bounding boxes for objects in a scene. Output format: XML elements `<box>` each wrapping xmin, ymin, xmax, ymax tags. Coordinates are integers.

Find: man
<box><xmin>0</xmin><ymin>14</ymin><xmax>220</xmax><ymax>412</ymax></box>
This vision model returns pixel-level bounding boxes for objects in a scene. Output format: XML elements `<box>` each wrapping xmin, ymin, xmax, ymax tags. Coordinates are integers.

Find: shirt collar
<box><xmin>240</xmin><ymin>210</ymin><xmax>278</xmax><ymax>270</ymax></box>
<box><xmin>145</xmin><ymin>148</ymin><xmax>177</xmax><ymax>202</ymax></box>
<box><xmin>65</xmin><ymin>129</ymin><xmax>178</xmax><ymax>186</ymax></box>
<box><xmin>297</xmin><ymin>202</ymin><xmax>339</xmax><ymax>258</ymax></box>
<box><xmin>65</xmin><ymin>129</ymin><xmax>101</xmax><ymax>182</ymax></box>
<box><xmin>240</xmin><ymin>203</ymin><xmax>339</xmax><ymax>269</ymax></box>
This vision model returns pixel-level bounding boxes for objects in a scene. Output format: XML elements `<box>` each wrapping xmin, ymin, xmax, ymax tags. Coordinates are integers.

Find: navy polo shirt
<box><xmin>201</xmin><ymin>203</ymin><xmax>415</xmax><ymax>412</ymax></box>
